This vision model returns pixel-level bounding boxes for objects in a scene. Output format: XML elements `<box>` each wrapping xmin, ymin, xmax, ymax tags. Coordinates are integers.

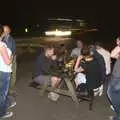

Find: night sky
<box><xmin>1</xmin><ymin>1</ymin><xmax>120</xmax><ymax>31</ymax></box>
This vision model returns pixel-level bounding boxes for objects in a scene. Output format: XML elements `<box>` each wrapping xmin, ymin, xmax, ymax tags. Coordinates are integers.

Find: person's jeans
<box><xmin>0</xmin><ymin>71</ymin><xmax>11</xmax><ymax>117</ymax></box>
<box><xmin>107</xmin><ymin>77</ymin><xmax>120</xmax><ymax>120</ymax></box>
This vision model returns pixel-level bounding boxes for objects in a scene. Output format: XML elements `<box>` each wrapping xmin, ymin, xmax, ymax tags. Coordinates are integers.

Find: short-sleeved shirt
<box><xmin>80</xmin><ymin>57</ymin><xmax>102</xmax><ymax>90</ymax></box>
<box><xmin>35</xmin><ymin>53</ymin><xmax>58</xmax><ymax>77</ymax></box>
<box><xmin>2</xmin><ymin>34</ymin><xmax>16</xmax><ymax>55</ymax></box>
<box><xmin>0</xmin><ymin>42</ymin><xmax>12</xmax><ymax>72</ymax></box>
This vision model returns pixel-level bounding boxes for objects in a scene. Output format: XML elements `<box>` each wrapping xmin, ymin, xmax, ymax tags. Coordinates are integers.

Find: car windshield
<box><xmin>47</xmin><ymin>19</ymin><xmax>73</xmax><ymax>30</ymax></box>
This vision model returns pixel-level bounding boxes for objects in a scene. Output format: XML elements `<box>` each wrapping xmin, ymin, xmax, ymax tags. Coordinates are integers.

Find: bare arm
<box><xmin>111</xmin><ymin>46</ymin><xmax>120</xmax><ymax>59</ymax></box>
<box><xmin>0</xmin><ymin>46</ymin><xmax>12</xmax><ymax>65</ymax></box>
<box><xmin>74</xmin><ymin>55</ymin><xmax>83</xmax><ymax>71</ymax></box>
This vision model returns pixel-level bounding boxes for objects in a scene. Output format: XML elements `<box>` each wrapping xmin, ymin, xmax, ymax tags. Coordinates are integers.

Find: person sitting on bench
<box><xmin>30</xmin><ymin>45</ymin><xmax>61</xmax><ymax>100</ymax></box>
<box><xmin>74</xmin><ymin>46</ymin><xmax>103</xmax><ymax>108</ymax></box>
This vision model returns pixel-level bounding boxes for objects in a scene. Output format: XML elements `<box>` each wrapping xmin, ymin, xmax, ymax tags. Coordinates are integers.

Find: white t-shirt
<box><xmin>71</xmin><ymin>48</ymin><xmax>81</xmax><ymax>57</ymax></box>
<box><xmin>74</xmin><ymin>73</ymin><xmax>86</xmax><ymax>87</ymax></box>
<box><xmin>97</xmin><ymin>48</ymin><xmax>111</xmax><ymax>75</ymax></box>
<box><xmin>0</xmin><ymin>42</ymin><xmax>12</xmax><ymax>73</ymax></box>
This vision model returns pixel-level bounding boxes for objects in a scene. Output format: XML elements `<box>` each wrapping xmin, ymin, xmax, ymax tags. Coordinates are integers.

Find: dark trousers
<box><xmin>107</xmin><ymin>77</ymin><xmax>120</xmax><ymax>120</ymax></box>
<box><xmin>0</xmin><ymin>71</ymin><xmax>10</xmax><ymax>117</ymax></box>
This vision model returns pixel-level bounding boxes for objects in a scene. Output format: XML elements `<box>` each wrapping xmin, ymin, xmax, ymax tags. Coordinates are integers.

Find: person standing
<box><xmin>95</xmin><ymin>42</ymin><xmax>111</xmax><ymax>94</ymax></box>
<box><xmin>71</xmin><ymin>40</ymin><xmax>83</xmax><ymax>58</ymax></box>
<box><xmin>95</xmin><ymin>42</ymin><xmax>111</xmax><ymax>76</ymax></box>
<box><xmin>107</xmin><ymin>37</ymin><xmax>120</xmax><ymax>120</ymax></box>
<box><xmin>2</xmin><ymin>25</ymin><xmax>16</xmax><ymax>95</ymax></box>
<box><xmin>0</xmin><ymin>27</ymin><xmax>13</xmax><ymax>118</ymax></box>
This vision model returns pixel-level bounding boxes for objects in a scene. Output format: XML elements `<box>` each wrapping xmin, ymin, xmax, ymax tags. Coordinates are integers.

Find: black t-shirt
<box><xmin>80</xmin><ymin>57</ymin><xmax>102</xmax><ymax>89</ymax></box>
<box><xmin>35</xmin><ymin>53</ymin><xmax>55</xmax><ymax>76</ymax></box>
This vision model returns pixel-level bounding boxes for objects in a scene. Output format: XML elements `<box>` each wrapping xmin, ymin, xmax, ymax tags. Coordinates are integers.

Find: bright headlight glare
<box><xmin>45</xmin><ymin>30</ymin><xmax>71</xmax><ymax>36</ymax></box>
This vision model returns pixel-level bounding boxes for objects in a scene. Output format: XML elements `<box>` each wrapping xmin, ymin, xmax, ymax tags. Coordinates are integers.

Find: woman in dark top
<box><xmin>74</xmin><ymin>46</ymin><xmax>103</xmax><ymax>109</ymax></box>
<box><xmin>75</xmin><ymin>46</ymin><xmax>102</xmax><ymax>89</ymax></box>
<box><xmin>82</xmin><ymin>47</ymin><xmax>102</xmax><ymax>90</ymax></box>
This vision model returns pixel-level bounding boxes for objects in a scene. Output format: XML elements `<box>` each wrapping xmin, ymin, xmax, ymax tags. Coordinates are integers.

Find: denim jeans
<box><xmin>107</xmin><ymin>77</ymin><xmax>120</xmax><ymax>120</ymax></box>
<box><xmin>0</xmin><ymin>71</ymin><xmax>11</xmax><ymax>117</ymax></box>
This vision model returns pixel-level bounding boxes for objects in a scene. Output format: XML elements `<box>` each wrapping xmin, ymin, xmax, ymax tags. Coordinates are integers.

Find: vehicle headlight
<box><xmin>45</xmin><ymin>29</ymin><xmax>72</xmax><ymax>36</ymax></box>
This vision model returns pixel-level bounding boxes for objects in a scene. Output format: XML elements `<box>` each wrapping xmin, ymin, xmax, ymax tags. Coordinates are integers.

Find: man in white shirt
<box><xmin>71</xmin><ymin>40</ymin><xmax>83</xmax><ymax>58</ymax></box>
<box><xmin>95</xmin><ymin>42</ymin><xmax>111</xmax><ymax>75</ymax></box>
<box><xmin>95</xmin><ymin>42</ymin><xmax>111</xmax><ymax>97</ymax></box>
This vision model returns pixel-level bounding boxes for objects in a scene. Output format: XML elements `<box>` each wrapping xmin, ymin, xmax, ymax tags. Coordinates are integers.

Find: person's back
<box><xmin>98</xmin><ymin>48</ymin><xmax>111</xmax><ymax>75</ymax></box>
<box><xmin>76</xmin><ymin>46</ymin><xmax>103</xmax><ymax>110</ymax></box>
<box><xmin>35</xmin><ymin>53</ymin><xmax>52</xmax><ymax>77</ymax></box>
<box><xmin>83</xmin><ymin>58</ymin><xmax>102</xmax><ymax>89</ymax></box>
<box><xmin>91</xmin><ymin>45</ymin><xmax>106</xmax><ymax>83</ymax></box>
<box><xmin>95</xmin><ymin>42</ymin><xmax>111</xmax><ymax>75</ymax></box>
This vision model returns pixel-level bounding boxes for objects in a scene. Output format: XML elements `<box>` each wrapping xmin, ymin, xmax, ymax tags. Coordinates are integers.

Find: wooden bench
<box><xmin>31</xmin><ymin>57</ymin><xmax>95</xmax><ymax>110</ymax></box>
<box><xmin>36</xmin><ymin>73</ymin><xmax>95</xmax><ymax>110</ymax></box>
<box><xmin>37</xmin><ymin>72</ymin><xmax>79</xmax><ymax>105</ymax></box>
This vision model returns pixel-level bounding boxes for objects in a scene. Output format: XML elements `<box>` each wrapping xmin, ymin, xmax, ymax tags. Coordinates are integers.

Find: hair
<box><xmin>117</xmin><ymin>36</ymin><xmax>120</xmax><ymax>40</ymax></box>
<box><xmin>44</xmin><ymin>45</ymin><xmax>55</xmax><ymax>51</ymax></box>
<box><xmin>77</xmin><ymin>40</ymin><xmax>83</xmax><ymax>43</ymax></box>
<box><xmin>3</xmin><ymin>25</ymin><xmax>10</xmax><ymax>29</ymax></box>
<box><xmin>95</xmin><ymin>41</ymin><xmax>103</xmax><ymax>47</ymax></box>
<box><xmin>59</xmin><ymin>44</ymin><xmax>64</xmax><ymax>47</ymax></box>
<box><xmin>81</xmin><ymin>46</ymin><xmax>91</xmax><ymax>56</ymax></box>
<box><xmin>3</xmin><ymin>25</ymin><xmax>11</xmax><ymax>33</ymax></box>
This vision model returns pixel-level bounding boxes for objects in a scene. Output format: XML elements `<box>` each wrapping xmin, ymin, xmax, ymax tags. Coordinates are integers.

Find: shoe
<box><xmin>78</xmin><ymin>99</ymin><xmax>84</xmax><ymax>102</ymax></box>
<box><xmin>98</xmin><ymin>85</ymin><xmax>103</xmax><ymax>96</ymax></box>
<box><xmin>110</xmin><ymin>105</ymin><xmax>115</xmax><ymax>111</ymax></box>
<box><xmin>48</xmin><ymin>92</ymin><xmax>59</xmax><ymax>101</ymax></box>
<box><xmin>8</xmin><ymin>101</ymin><xmax>16</xmax><ymax>109</ymax></box>
<box><xmin>1</xmin><ymin>112</ymin><xmax>13</xmax><ymax>118</ymax></box>
<box><xmin>93</xmin><ymin>85</ymin><xmax>103</xmax><ymax>96</ymax></box>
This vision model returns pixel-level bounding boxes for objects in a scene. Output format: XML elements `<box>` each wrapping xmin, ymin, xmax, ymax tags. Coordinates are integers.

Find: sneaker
<box><xmin>48</xmin><ymin>92</ymin><xmax>59</xmax><ymax>101</ymax></box>
<box><xmin>1</xmin><ymin>112</ymin><xmax>13</xmax><ymax>118</ymax></box>
<box><xmin>98</xmin><ymin>85</ymin><xmax>103</xmax><ymax>96</ymax></box>
<box><xmin>110</xmin><ymin>105</ymin><xmax>115</xmax><ymax>111</ymax></box>
<box><xmin>8</xmin><ymin>101</ymin><xmax>16</xmax><ymax>109</ymax></box>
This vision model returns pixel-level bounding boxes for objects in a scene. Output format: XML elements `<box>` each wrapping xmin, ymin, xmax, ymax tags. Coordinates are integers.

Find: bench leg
<box><xmin>64</xmin><ymin>78</ymin><xmax>79</xmax><ymax>105</ymax></box>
